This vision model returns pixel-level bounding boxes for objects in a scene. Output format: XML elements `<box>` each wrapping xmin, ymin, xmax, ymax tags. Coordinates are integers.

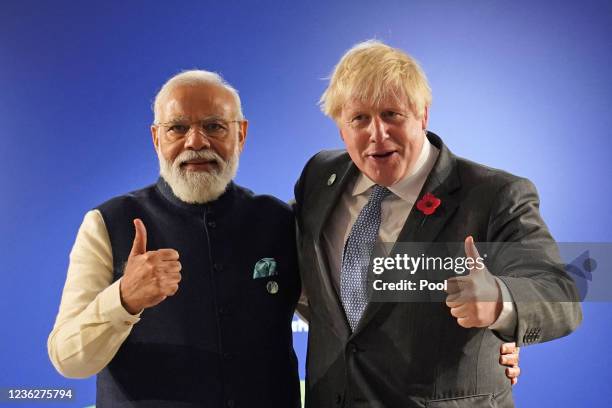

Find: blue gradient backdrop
<box><xmin>1</xmin><ymin>0</ymin><xmax>611</xmax><ymax>406</ymax></box>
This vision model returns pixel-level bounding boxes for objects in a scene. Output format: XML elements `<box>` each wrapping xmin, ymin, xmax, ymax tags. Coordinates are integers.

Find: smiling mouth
<box><xmin>180</xmin><ymin>159</ymin><xmax>218</xmax><ymax>170</ymax></box>
<box><xmin>367</xmin><ymin>151</ymin><xmax>396</xmax><ymax>159</ymax></box>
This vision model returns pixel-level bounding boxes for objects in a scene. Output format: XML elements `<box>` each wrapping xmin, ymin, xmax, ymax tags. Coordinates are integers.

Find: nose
<box><xmin>184</xmin><ymin>126</ymin><xmax>211</xmax><ymax>150</ymax></box>
<box><xmin>368</xmin><ymin>116</ymin><xmax>388</xmax><ymax>142</ymax></box>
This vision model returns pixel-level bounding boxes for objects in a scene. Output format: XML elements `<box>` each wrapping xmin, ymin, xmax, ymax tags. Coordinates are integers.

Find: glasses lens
<box><xmin>201</xmin><ymin>119</ymin><xmax>230</xmax><ymax>139</ymax></box>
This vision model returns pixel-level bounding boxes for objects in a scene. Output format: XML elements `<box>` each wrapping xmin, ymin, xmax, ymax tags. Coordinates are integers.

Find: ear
<box><xmin>421</xmin><ymin>105</ymin><xmax>429</xmax><ymax>130</ymax></box>
<box><xmin>151</xmin><ymin>125</ymin><xmax>160</xmax><ymax>153</ymax></box>
<box><xmin>238</xmin><ymin>120</ymin><xmax>249</xmax><ymax>151</ymax></box>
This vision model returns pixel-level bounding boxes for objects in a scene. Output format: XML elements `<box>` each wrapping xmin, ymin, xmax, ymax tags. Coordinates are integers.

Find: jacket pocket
<box><xmin>426</xmin><ymin>394</ymin><xmax>495</xmax><ymax>408</ymax></box>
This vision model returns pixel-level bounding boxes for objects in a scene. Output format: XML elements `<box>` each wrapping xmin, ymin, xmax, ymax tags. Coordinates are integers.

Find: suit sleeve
<box><xmin>486</xmin><ymin>178</ymin><xmax>582</xmax><ymax>346</ymax></box>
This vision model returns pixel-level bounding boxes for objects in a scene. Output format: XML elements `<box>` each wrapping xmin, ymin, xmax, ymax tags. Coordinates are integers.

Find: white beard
<box><xmin>158</xmin><ymin>147</ymin><xmax>239</xmax><ymax>204</ymax></box>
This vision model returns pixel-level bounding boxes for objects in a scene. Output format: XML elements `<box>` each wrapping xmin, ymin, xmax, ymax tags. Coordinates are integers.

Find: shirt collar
<box><xmin>351</xmin><ymin>136</ymin><xmax>439</xmax><ymax>202</ymax></box>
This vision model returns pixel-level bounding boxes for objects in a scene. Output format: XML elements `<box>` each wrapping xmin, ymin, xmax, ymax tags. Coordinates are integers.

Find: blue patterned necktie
<box><xmin>340</xmin><ymin>184</ymin><xmax>391</xmax><ymax>332</ymax></box>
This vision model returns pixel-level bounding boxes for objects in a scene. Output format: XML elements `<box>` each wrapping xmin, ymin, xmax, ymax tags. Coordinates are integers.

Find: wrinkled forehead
<box><xmin>341</xmin><ymin>87</ymin><xmax>413</xmax><ymax>116</ymax></box>
<box><xmin>159</xmin><ymin>84</ymin><xmax>237</xmax><ymax>121</ymax></box>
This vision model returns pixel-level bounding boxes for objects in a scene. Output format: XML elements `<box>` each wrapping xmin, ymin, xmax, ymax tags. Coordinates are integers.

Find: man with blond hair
<box><xmin>294</xmin><ymin>40</ymin><xmax>581</xmax><ymax>407</ymax></box>
<box><xmin>49</xmin><ymin>70</ymin><xmax>301</xmax><ymax>407</ymax></box>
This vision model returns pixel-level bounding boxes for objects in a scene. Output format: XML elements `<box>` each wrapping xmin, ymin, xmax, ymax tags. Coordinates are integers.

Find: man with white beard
<box><xmin>48</xmin><ymin>70</ymin><xmax>301</xmax><ymax>408</ymax></box>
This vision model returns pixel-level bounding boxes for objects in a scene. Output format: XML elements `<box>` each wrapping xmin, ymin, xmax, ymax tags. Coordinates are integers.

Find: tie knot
<box><xmin>369</xmin><ymin>185</ymin><xmax>391</xmax><ymax>205</ymax></box>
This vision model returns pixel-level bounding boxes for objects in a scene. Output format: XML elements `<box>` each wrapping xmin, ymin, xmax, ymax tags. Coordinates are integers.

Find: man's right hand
<box><xmin>119</xmin><ymin>218</ymin><xmax>182</xmax><ymax>314</ymax></box>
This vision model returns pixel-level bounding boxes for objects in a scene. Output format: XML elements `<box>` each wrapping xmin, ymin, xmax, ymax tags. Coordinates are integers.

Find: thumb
<box><xmin>130</xmin><ymin>218</ymin><xmax>147</xmax><ymax>256</ymax></box>
<box><xmin>464</xmin><ymin>235</ymin><xmax>482</xmax><ymax>275</ymax></box>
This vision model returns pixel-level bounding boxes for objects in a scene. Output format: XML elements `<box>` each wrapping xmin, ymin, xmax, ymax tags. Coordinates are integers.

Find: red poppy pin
<box><xmin>416</xmin><ymin>192</ymin><xmax>441</xmax><ymax>215</ymax></box>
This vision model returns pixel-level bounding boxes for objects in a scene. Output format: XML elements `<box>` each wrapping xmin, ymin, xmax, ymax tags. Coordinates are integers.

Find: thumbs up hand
<box><xmin>119</xmin><ymin>219</ymin><xmax>182</xmax><ymax>314</ymax></box>
<box><xmin>445</xmin><ymin>236</ymin><xmax>502</xmax><ymax>328</ymax></box>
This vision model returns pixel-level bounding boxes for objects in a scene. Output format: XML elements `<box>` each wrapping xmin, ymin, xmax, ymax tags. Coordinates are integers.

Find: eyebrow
<box><xmin>160</xmin><ymin>117</ymin><xmax>188</xmax><ymax>125</ymax></box>
<box><xmin>349</xmin><ymin>105</ymin><xmax>409</xmax><ymax>115</ymax></box>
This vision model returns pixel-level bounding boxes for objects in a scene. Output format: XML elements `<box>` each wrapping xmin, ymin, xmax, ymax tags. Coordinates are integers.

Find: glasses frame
<box><xmin>153</xmin><ymin>117</ymin><xmax>245</xmax><ymax>141</ymax></box>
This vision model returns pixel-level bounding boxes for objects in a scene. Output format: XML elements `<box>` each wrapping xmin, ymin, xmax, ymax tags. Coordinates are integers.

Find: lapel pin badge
<box><xmin>327</xmin><ymin>173</ymin><xmax>336</xmax><ymax>186</ymax></box>
<box><xmin>266</xmin><ymin>280</ymin><xmax>279</xmax><ymax>294</ymax></box>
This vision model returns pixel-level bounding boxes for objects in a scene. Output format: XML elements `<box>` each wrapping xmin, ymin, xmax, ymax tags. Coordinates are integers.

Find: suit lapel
<box><xmin>311</xmin><ymin>156</ymin><xmax>357</xmax><ymax>339</ymax></box>
<box><xmin>394</xmin><ymin>135</ymin><xmax>461</xmax><ymax>248</ymax></box>
<box><xmin>311</xmin><ymin>158</ymin><xmax>356</xmax><ymax>240</ymax></box>
<box><xmin>353</xmin><ymin>133</ymin><xmax>461</xmax><ymax>336</ymax></box>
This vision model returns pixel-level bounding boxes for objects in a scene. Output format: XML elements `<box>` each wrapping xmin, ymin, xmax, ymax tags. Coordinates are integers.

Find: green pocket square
<box><xmin>253</xmin><ymin>258</ymin><xmax>278</xmax><ymax>279</ymax></box>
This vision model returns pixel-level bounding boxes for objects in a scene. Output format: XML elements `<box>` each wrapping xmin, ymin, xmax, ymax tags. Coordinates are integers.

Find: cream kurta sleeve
<box><xmin>47</xmin><ymin>210</ymin><xmax>141</xmax><ymax>378</ymax></box>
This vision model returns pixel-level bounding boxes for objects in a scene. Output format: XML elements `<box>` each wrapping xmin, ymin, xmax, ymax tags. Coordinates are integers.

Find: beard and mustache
<box><xmin>158</xmin><ymin>146</ymin><xmax>239</xmax><ymax>204</ymax></box>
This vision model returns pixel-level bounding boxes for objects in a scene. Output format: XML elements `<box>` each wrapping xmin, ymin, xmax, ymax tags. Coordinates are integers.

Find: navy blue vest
<box><xmin>95</xmin><ymin>178</ymin><xmax>301</xmax><ymax>408</ymax></box>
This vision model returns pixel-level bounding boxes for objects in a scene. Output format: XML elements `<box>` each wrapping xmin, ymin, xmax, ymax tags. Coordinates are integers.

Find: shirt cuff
<box><xmin>98</xmin><ymin>278</ymin><xmax>142</xmax><ymax>330</ymax></box>
<box><xmin>488</xmin><ymin>277</ymin><xmax>517</xmax><ymax>336</ymax></box>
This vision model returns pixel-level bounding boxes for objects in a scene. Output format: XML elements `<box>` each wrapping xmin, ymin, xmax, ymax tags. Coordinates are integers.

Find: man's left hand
<box><xmin>445</xmin><ymin>236</ymin><xmax>502</xmax><ymax>328</ymax></box>
<box><xmin>500</xmin><ymin>342</ymin><xmax>521</xmax><ymax>385</ymax></box>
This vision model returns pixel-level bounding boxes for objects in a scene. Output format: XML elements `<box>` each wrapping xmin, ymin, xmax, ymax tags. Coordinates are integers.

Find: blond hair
<box><xmin>319</xmin><ymin>40</ymin><xmax>432</xmax><ymax>121</ymax></box>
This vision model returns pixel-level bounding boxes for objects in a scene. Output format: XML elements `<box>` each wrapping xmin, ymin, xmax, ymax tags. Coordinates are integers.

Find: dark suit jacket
<box><xmin>294</xmin><ymin>132</ymin><xmax>582</xmax><ymax>408</ymax></box>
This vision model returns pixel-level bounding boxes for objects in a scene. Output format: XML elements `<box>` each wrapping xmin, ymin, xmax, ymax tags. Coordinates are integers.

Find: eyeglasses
<box><xmin>154</xmin><ymin>117</ymin><xmax>243</xmax><ymax>141</ymax></box>
<box><xmin>345</xmin><ymin>110</ymin><xmax>411</xmax><ymax>131</ymax></box>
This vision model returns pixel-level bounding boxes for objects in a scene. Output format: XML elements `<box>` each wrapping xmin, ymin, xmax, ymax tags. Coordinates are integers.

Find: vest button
<box><xmin>214</xmin><ymin>263</ymin><xmax>223</xmax><ymax>272</ymax></box>
<box><xmin>223</xmin><ymin>352</ymin><xmax>233</xmax><ymax>360</ymax></box>
<box><xmin>207</xmin><ymin>220</ymin><xmax>216</xmax><ymax>228</ymax></box>
<box><xmin>226</xmin><ymin>399</ymin><xmax>235</xmax><ymax>408</ymax></box>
